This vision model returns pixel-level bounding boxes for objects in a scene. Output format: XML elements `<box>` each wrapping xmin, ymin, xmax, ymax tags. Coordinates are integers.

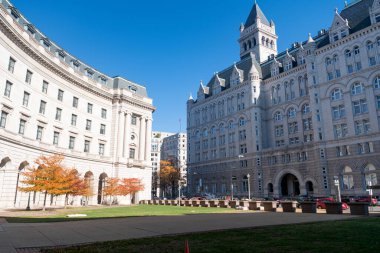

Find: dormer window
<box><xmin>129</xmin><ymin>86</ymin><xmax>137</xmax><ymax>93</ymax></box>
<box><xmin>57</xmin><ymin>50</ymin><xmax>66</xmax><ymax>61</ymax></box>
<box><xmin>72</xmin><ymin>60</ymin><xmax>80</xmax><ymax>71</ymax></box>
<box><xmin>25</xmin><ymin>24</ymin><xmax>36</xmax><ymax>37</ymax></box>
<box><xmin>9</xmin><ymin>7</ymin><xmax>20</xmax><ymax>20</ymax></box>
<box><xmin>341</xmin><ymin>29</ymin><xmax>347</xmax><ymax>38</ymax></box>
<box><xmin>333</xmin><ymin>32</ymin><xmax>339</xmax><ymax>41</ymax></box>
<box><xmin>285</xmin><ymin>61</ymin><xmax>292</xmax><ymax>71</ymax></box>
<box><xmin>41</xmin><ymin>38</ymin><xmax>51</xmax><ymax>50</ymax></box>
<box><xmin>85</xmin><ymin>69</ymin><xmax>94</xmax><ymax>78</ymax></box>
<box><xmin>99</xmin><ymin>76</ymin><xmax>107</xmax><ymax>85</ymax></box>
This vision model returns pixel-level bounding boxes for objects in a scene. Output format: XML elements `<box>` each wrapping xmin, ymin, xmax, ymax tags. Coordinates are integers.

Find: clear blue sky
<box><xmin>11</xmin><ymin>0</ymin><xmax>346</xmax><ymax>133</ymax></box>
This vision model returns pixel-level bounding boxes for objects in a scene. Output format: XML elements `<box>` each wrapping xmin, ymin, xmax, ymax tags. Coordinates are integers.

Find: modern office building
<box><xmin>187</xmin><ymin>0</ymin><xmax>380</xmax><ymax>199</ymax></box>
<box><xmin>0</xmin><ymin>0</ymin><xmax>155</xmax><ymax>208</ymax></box>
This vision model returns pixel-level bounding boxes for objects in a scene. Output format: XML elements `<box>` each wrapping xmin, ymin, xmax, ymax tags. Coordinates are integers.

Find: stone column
<box><xmin>139</xmin><ymin>117</ymin><xmax>146</xmax><ymax>161</ymax></box>
<box><xmin>123</xmin><ymin>112</ymin><xmax>132</xmax><ymax>158</ymax></box>
<box><xmin>145</xmin><ymin>118</ymin><xmax>153</xmax><ymax>161</ymax></box>
<box><xmin>117</xmin><ymin>110</ymin><xmax>125</xmax><ymax>159</ymax></box>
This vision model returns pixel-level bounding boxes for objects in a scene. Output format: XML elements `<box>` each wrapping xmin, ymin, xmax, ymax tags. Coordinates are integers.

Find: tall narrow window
<box><xmin>0</xmin><ymin>111</ymin><xmax>8</xmax><ymax>128</ymax></box>
<box><xmin>101</xmin><ymin>108</ymin><xmax>107</xmax><ymax>119</ymax></box>
<box><xmin>55</xmin><ymin>108</ymin><xmax>62</xmax><ymax>121</ymax></box>
<box><xmin>22</xmin><ymin>92</ymin><xmax>30</xmax><ymax>107</ymax></box>
<box><xmin>4</xmin><ymin>81</ymin><xmax>12</xmax><ymax>98</ymax></box>
<box><xmin>8</xmin><ymin>57</ymin><xmax>16</xmax><ymax>73</ymax></box>
<box><xmin>86</xmin><ymin>119</ymin><xmax>92</xmax><ymax>131</ymax></box>
<box><xmin>42</xmin><ymin>81</ymin><xmax>48</xmax><ymax>94</ymax></box>
<box><xmin>53</xmin><ymin>131</ymin><xmax>59</xmax><ymax>145</ymax></box>
<box><xmin>99</xmin><ymin>143</ymin><xmax>105</xmax><ymax>155</ymax></box>
<box><xmin>87</xmin><ymin>103</ymin><xmax>93</xmax><ymax>114</ymax></box>
<box><xmin>84</xmin><ymin>140</ymin><xmax>90</xmax><ymax>153</ymax></box>
<box><xmin>19</xmin><ymin>119</ymin><xmax>26</xmax><ymax>135</ymax></box>
<box><xmin>72</xmin><ymin>97</ymin><xmax>78</xmax><ymax>108</ymax></box>
<box><xmin>57</xmin><ymin>89</ymin><xmax>64</xmax><ymax>101</ymax></box>
<box><xmin>25</xmin><ymin>70</ymin><xmax>33</xmax><ymax>84</ymax></box>
<box><xmin>71</xmin><ymin>114</ymin><xmax>77</xmax><ymax>126</ymax></box>
<box><xmin>36</xmin><ymin>126</ymin><xmax>43</xmax><ymax>141</ymax></box>
<box><xmin>39</xmin><ymin>100</ymin><xmax>46</xmax><ymax>115</ymax></box>
<box><xmin>129</xmin><ymin>148</ymin><xmax>136</xmax><ymax>159</ymax></box>
<box><xmin>131</xmin><ymin>115</ymin><xmax>137</xmax><ymax>125</ymax></box>
<box><xmin>69</xmin><ymin>136</ymin><xmax>75</xmax><ymax>149</ymax></box>
<box><xmin>100</xmin><ymin>124</ymin><xmax>106</xmax><ymax>135</ymax></box>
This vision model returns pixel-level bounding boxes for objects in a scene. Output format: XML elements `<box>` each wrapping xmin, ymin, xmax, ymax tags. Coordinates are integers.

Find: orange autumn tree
<box><xmin>159</xmin><ymin>160</ymin><xmax>180</xmax><ymax>198</ymax></box>
<box><xmin>59</xmin><ymin>169</ymin><xmax>89</xmax><ymax>208</ymax></box>
<box><xmin>119</xmin><ymin>178</ymin><xmax>144</xmax><ymax>199</ymax></box>
<box><xmin>102</xmin><ymin>177</ymin><xmax>120</xmax><ymax>205</ymax></box>
<box><xmin>19</xmin><ymin>154</ymin><xmax>66</xmax><ymax>211</ymax></box>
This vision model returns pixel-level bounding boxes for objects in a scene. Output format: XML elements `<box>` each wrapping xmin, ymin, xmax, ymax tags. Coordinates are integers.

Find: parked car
<box><xmin>354</xmin><ymin>196</ymin><xmax>378</xmax><ymax>206</ymax></box>
<box><xmin>316</xmin><ymin>197</ymin><xmax>349</xmax><ymax>210</ymax></box>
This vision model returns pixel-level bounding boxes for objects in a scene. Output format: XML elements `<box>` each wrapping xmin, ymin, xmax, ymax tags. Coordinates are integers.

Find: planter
<box><xmin>153</xmin><ymin>200</ymin><xmax>159</xmax><ymax>205</ymax></box>
<box><xmin>229</xmin><ymin>200</ymin><xmax>239</xmax><ymax>208</ymax></box>
<box><xmin>171</xmin><ymin>200</ymin><xmax>179</xmax><ymax>206</ymax></box>
<box><xmin>248</xmin><ymin>201</ymin><xmax>262</xmax><ymax>210</ymax></box>
<box><xmin>325</xmin><ymin>202</ymin><xmax>343</xmax><ymax>214</ymax></box>
<box><xmin>219</xmin><ymin>200</ymin><xmax>230</xmax><ymax>208</ymax></box>
<box><xmin>209</xmin><ymin>200</ymin><xmax>220</xmax><ymax>207</ymax></box>
<box><xmin>159</xmin><ymin>200</ymin><xmax>165</xmax><ymax>205</ymax></box>
<box><xmin>300</xmin><ymin>201</ymin><xmax>317</xmax><ymax>213</ymax></box>
<box><xmin>200</xmin><ymin>200</ymin><xmax>210</xmax><ymax>207</ymax></box>
<box><xmin>281</xmin><ymin>201</ymin><xmax>297</xmax><ymax>213</ymax></box>
<box><xmin>147</xmin><ymin>200</ymin><xmax>153</xmax><ymax>205</ymax></box>
<box><xmin>192</xmin><ymin>200</ymin><xmax>201</xmax><ymax>207</ymax></box>
<box><xmin>184</xmin><ymin>200</ymin><xmax>192</xmax><ymax>207</ymax></box>
<box><xmin>239</xmin><ymin>201</ymin><xmax>250</xmax><ymax>208</ymax></box>
<box><xmin>262</xmin><ymin>201</ymin><xmax>277</xmax><ymax>212</ymax></box>
<box><xmin>348</xmin><ymin>202</ymin><xmax>369</xmax><ymax>216</ymax></box>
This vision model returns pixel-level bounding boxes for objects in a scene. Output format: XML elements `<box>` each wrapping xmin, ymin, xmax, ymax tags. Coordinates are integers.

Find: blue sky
<box><xmin>11</xmin><ymin>0</ymin><xmax>346</xmax><ymax>132</ymax></box>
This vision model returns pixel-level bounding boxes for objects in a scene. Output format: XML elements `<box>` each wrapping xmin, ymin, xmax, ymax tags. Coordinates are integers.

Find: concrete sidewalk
<box><xmin>0</xmin><ymin>212</ymin><xmax>358</xmax><ymax>252</ymax></box>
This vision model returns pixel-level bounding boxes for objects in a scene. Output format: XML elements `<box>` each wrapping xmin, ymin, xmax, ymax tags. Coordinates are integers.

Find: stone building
<box><xmin>187</xmin><ymin>0</ymin><xmax>380</xmax><ymax>199</ymax></box>
<box><xmin>161</xmin><ymin>133</ymin><xmax>188</xmax><ymax>182</ymax></box>
<box><xmin>0</xmin><ymin>0</ymin><xmax>155</xmax><ymax>208</ymax></box>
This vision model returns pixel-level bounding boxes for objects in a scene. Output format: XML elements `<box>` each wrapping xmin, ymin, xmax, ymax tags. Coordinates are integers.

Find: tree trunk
<box><xmin>64</xmin><ymin>194</ymin><xmax>68</xmax><ymax>209</ymax></box>
<box><xmin>43</xmin><ymin>191</ymin><xmax>47</xmax><ymax>211</ymax></box>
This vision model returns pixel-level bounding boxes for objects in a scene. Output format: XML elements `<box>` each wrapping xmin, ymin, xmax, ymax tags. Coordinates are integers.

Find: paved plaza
<box><xmin>0</xmin><ymin>211</ymin><xmax>364</xmax><ymax>253</ymax></box>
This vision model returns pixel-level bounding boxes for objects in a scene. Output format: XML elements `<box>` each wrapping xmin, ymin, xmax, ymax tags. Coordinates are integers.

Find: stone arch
<box><xmin>248</xmin><ymin>40</ymin><xmax>252</xmax><ymax>49</ymax></box>
<box><xmin>84</xmin><ymin>171</ymin><xmax>94</xmax><ymax>205</ymax></box>
<box><xmin>325</xmin><ymin>83</ymin><xmax>346</xmax><ymax>98</ymax></box>
<box><xmin>98</xmin><ymin>172</ymin><xmax>108</xmax><ymax>204</ymax></box>
<box><xmin>0</xmin><ymin>157</ymin><xmax>11</xmax><ymax>168</ymax></box>
<box><xmin>273</xmin><ymin>169</ymin><xmax>304</xmax><ymax>197</ymax></box>
<box><xmin>14</xmin><ymin>161</ymin><xmax>30</xmax><ymax>206</ymax></box>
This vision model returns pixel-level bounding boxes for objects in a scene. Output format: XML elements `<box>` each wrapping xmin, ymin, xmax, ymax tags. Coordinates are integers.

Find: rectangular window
<box><xmin>8</xmin><ymin>57</ymin><xmax>16</xmax><ymax>73</ymax></box>
<box><xmin>55</xmin><ymin>108</ymin><xmax>62</xmax><ymax>121</ymax></box>
<box><xmin>347</xmin><ymin>64</ymin><xmax>353</xmax><ymax>74</ymax></box>
<box><xmin>72</xmin><ymin>97</ymin><xmax>78</xmax><ymax>108</ymax></box>
<box><xmin>57</xmin><ymin>89</ymin><xmax>64</xmax><ymax>101</ymax></box>
<box><xmin>131</xmin><ymin>115</ymin><xmax>137</xmax><ymax>125</ymax></box>
<box><xmin>69</xmin><ymin>136</ymin><xmax>75</xmax><ymax>149</ymax></box>
<box><xmin>353</xmin><ymin>99</ymin><xmax>368</xmax><ymax>115</ymax></box>
<box><xmin>369</xmin><ymin>57</ymin><xmax>376</xmax><ymax>66</ymax></box>
<box><xmin>4</xmin><ymin>81</ymin><xmax>12</xmax><ymax>98</ymax></box>
<box><xmin>327</xmin><ymin>72</ymin><xmax>334</xmax><ymax>81</ymax></box>
<box><xmin>376</xmin><ymin>96</ymin><xmax>380</xmax><ymax>109</ymax></box>
<box><xmin>53</xmin><ymin>131</ymin><xmax>59</xmax><ymax>145</ymax></box>
<box><xmin>101</xmin><ymin>108</ymin><xmax>107</xmax><ymax>119</ymax></box>
<box><xmin>86</xmin><ymin>119</ymin><xmax>92</xmax><ymax>131</ymax></box>
<box><xmin>355</xmin><ymin>62</ymin><xmax>362</xmax><ymax>71</ymax></box>
<box><xmin>99</xmin><ymin>143</ymin><xmax>105</xmax><ymax>155</ymax></box>
<box><xmin>18</xmin><ymin>119</ymin><xmax>26</xmax><ymax>135</ymax></box>
<box><xmin>375</xmin><ymin>13</ymin><xmax>380</xmax><ymax>23</ymax></box>
<box><xmin>25</xmin><ymin>70</ymin><xmax>33</xmax><ymax>84</ymax></box>
<box><xmin>335</xmin><ymin>69</ymin><xmax>341</xmax><ymax>78</ymax></box>
<box><xmin>71</xmin><ymin>114</ymin><xmax>77</xmax><ymax>126</ymax></box>
<box><xmin>39</xmin><ymin>100</ymin><xmax>46</xmax><ymax>114</ymax></box>
<box><xmin>0</xmin><ymin>111</ymin><xmax>7</xmax><ymax>128</ymax></box>
<box><xmin>84</xmin><ymin>140</ymin><xmax>90</xmax><ymax>153</ymax></box>
<box><xmin>87</xmin><ymin>103</ymin><xmax>93</xmax><ymax>114</ymax></box>
<box><xmin>129</xmin><ymin>148</ymin><xmax>135</xmax><ymax>159</ymax></box>
<box><xmin>22</xmin><ymin>91</ymin><xmax>30</xmax><ymax>107</ymax></box>
<box><xmin>42</xmin><ymin>81</ymin><xmax>48</xmax><ymax>94</ymax></box>
<box><xmin>275</xmin><ymin>125</ymin><xmax>284</xmax><ymax>137</ymax></box>
<box><xmin>36</xmin><ymin>126</ymin><xmax>43</xmax><ymax>141</ymax></box>
<box><xmin>100</xmin><ymin>124</ymin><xmax>106</xmax><ymax>135</ymax></box>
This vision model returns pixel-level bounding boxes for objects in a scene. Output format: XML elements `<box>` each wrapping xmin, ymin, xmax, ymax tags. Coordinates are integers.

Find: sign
<box><xmin>333</xmin><ymin>176</ymin><xmax>339</xmax><ymax>186</ymax></box>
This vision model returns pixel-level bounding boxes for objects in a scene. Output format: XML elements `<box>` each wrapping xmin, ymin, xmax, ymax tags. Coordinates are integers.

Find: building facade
<box><xmin>0</xmin><ymin>0</ymin><xmax>155</xmax><ymax>208</ymax></box>
<box><xmin>187</xmin><ymin>0</ymin><xmax>380</xmax><ymax>199</ymax></box>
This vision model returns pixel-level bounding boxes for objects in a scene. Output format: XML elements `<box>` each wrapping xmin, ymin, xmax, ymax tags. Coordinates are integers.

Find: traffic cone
<box><xmin>185</xmin><ymin>239</ymin><xmax>190</xmax><ymax>253</ymax></box>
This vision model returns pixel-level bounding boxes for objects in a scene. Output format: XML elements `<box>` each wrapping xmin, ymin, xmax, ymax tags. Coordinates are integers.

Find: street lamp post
<box><xmin>247</xmin><ymin>174</ymin><xmax>251</xmax><ymax>200</ymax></box>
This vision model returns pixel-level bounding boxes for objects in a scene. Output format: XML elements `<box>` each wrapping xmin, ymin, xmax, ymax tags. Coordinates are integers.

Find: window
<box><xmin>53</xmin><ymin>131</ymin><xmax>59</xmax><ymax>145</ymax></box>
<box><xmin>332</xmin><ymin>105</ymin><xmax>345</xmax><ymax>120</ymax></box>
<box><xmin>354</xmin><ymin>46</ymin><xmax>360</xmax><ymax>55</ymax></box>
<box><xmin>22</xmin><ymin>91</ymin><xmax>30</xmax><ymax>107</ymax></box>
<box><xmin>288</xmin><ymin>122</ymin><xmax>299</xmax><ymax>134</ymax></box>
<box><xmin>100</xmin><ymin>124</ymin><xmax>106</xmax><ymax>135</ymax></box>
<box><xmin>275</xmin><ymin>125</ymin><xmax>284</xmax><ymax>137</ymax></box>
<box><xmin>99</xmin><ymin>143</ymin><xmax>105</xmax><ymax>155</ymax></box>
<box><xmin>353</xmin><ymin>99</ymin><xmax>368</xmax><ymax>115</ymax></box>
<box><xmin>87</xmin><ymin>103</ymin><xmax>93</xmax><ymax>114</ymax></box>
<box><xmin>101</xmin><ymin>108</ymin><xmax>107</xmax><ymax>119</ymax></box>
<box><xmin>347</xmin><ymin>64</ymin><xmax>354</xmax><ymax>73</ymax></box>
<box><xmin>86</xmin><ymin>119</ymin><xmax>92</xmax><ymax>131</ymax></box>
<box><xmin>69</xmin><ymin>136</ymin><xmax>75</xmax><ymax>149</ymax></box>
<box><xmin>355</xmin><ymin>62</ymin><xmax>362</xmax><ymax>71</ymax></box>
<box><xmin>341</xmin><ymin>29</ymin><xmax>347</xmax><ymax>38</ymax></box>
<box><xmin>72</xmin><ymin>97</ymin><xmax>78</xmax><ymax>108</ymax></box>
<box><xmin>4</xmin><ymin>81</ymin><xmax>12</xmax><ymax>98</ymax></box>
<box><xmin>303</xmin><ymin>118</ymin><xmax>313</xmax><ymax>131</ymax></box>
<box><xmin>36</xmin><ymin>126</ymin><xmax>43</xmax><ymax>141</ymax></box>
<box><xmin>345</xmin><ymin>50</ymin><xmax>352</xmax><ymax>58</ymax></box>
<box><xmin>327</xmin><ymin>72</ymin><xmax>334</xmax><ymax>81</ymax></box>
<box><xmin>342</xmin><ymin>167</ymin><xmax>354</xmax><ymax>190</ymax></box>
<box><xmin>376</xmin><ymin>96</ymin><xmax>380</xmax><ymax>109</ymax></box>
<box><xmin>42</xmin><ymin>81</ymin><xmax>48</xmax><ymax>94</ymax></box>
<box><xmin>84</xmin><ymin>140</ymin><xmax>90</xmax><ymax>153</ymax></box>
<box><xmin>8</xmin><ymin>57</ymin><xmax>15</xmax><ymax>73</ymax></box>
<box><xmin>369</xmin><ymin>57</ymin><xmax>376</xmax><ymax>66</ymax></box>
<box><xmin>55</xmin><ymin>108</ymin><xmax>62</xmax><ymax>121</ymax></box>
<box><xmin>355</xmin><ymin>119</ymin><xmax>370</xmax><ymax>135</ymax></box>
<box><xmin>288</xmin><ymin>108</ymin><xmax>296</xmax><ymax>118</ymax></box>
<box><xmin>18</xmin><ymin>119</ymin><xmax>26</xmax><ymax>135</ymax></box>
<box><xmin>239</xmin><ymin>118</ymin><xmax>246</xmax><ymax>127</ymax></box>
<box><xmin>131</xmin><ymin>115</ymin><xmax>137</xmax><ymax>125</ymax></box>
<box><xmin>25</xmin><ymin>70</ymin><xmax>33</xmax><ymax>84</ymax></box>
<box><xmin>99</xmin><ymin>76</ymin><xmax>107</xmax><ymax>85</ymax></box>
<box><xmin>129</xmin><ymin>148</ymin><xmax>136</xmax><ymax>159</ymax></box>
<box><xmin>274</xmin><ymin>111</ymin><xmax>282</xmax><ymax>121</ymax></box>
<box><xmin>334</xmin><ymin>124</ymin><xmax>348</xmax><ymax>139</ymax></box>
<box><xmin>86</xmin><ymin>69</ymin><xmax>94</xmax><ymax>78</ymax></box>
<box><xmin>71</xmin><ymin>114</ymin><xmax>77</xmax><ymax>126</ymax></box>
<box><xmin>39</xmin><ymin>100</ymin><xmax>46</xmax><ymax>115</ymax></box>
<box><xmin>57</xmin><ymin>89</ymin><xmax>64</xmax><ymax>101</ymax></box>
<box><xmin>302</xmin><ymin>104</ymin><xmax>310</xmax><ymax>114</ymax></box>
<box><xmin>0</xmin><ymin>111</ymin><xmax>7</xmax><ymax>128</ymax></box>
<box><xmin>239</xmin><ymin>144</ymin><xmax>247</xmax><ymax>154</ymax></box>
<box><xmin>374</xmin><ymin>76</ymin><xmax>380</xmax><ymax>89</ymax></box>
<box><xmin>331</xmin><ymin>88</ymin><xmax>342</xmax><ymax>101</ymax></box>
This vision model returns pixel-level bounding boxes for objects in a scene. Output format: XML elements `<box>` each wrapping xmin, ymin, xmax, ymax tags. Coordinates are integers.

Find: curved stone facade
<box><xmin>0</xmin><ymin>0</ymin><xmax>155</xmax><ymax>208</ymax></box>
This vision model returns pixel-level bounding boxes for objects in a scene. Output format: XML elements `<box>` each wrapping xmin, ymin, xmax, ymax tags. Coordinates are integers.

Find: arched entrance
<box><xmin>14</xmin><ymin>161</ymin><xmax>29</xmax><ymax>206</ymax></box>
<box><xmin>280</xmin><ymin>173</ymin><xmax>300</xmax><ymax>197</ymax></box>
<box><xmin>268</xmin><ymin>183</ymin><xmax>274</xmax><ymax>197</ymax></box>
<box><xmin>305</xmin><ymin>181</ymin><xmax>314</xmax><ymax>196</ymax></box>
<box><xmin>98</xmin><ymin>173</ymin><xmax>108</xmax><ymax>204</ymax></box>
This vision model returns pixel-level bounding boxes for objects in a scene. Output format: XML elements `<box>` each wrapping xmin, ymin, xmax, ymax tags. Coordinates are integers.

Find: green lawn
<box><xmin>43</xmin><ymin>217</ymin><xmax>380</xmax><ymax>253</ymax></box>
<box><xmin>4</xmin><ymin>205</ymin><xmax>249</xmax><ymax>223</ymax></box>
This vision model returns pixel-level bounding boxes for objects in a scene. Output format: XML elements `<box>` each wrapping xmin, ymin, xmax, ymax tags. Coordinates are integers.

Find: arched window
<box><xmin>243</xmin><ymin>43</ymin><xmax>247</xmax><ymax>51</ymax></box>
<box><xmin>351</xmin><ymin>82</ymin><xmax>364</xmax><ymax>95</ymax></box>
<box><xmin>367</xmin><ymin>41</ymin><xmax>374</xmax><ymax>51</ymax></box>
<box><xmin>195</xmin><ymin>130</ymin><xmax>200</xmax><ymax>140</ymax></box>
<box><xmin>248</xmin><ymin>40</ymin><xmax>252</xmax><ymax>49</ymax></box>
<box><xmin>333</xmin><ymin>54</ymin><xmax>339</xmax><ymax>63</ymax></box>
<box><xmin>270</xmin><ymin>40</ymin><xmax>274</xmax><ymax>49</ymax></box>
<box><xmin>239</xmin><ymin>117</ymin><xmax>246</xmax><ymax>127</ymax></box>
<box><xmin>325</xmin><ymin>57</ymin><xmax>332</xmax><ymax>66</ymax></box>
<box><xmin>266</xmin><ymin>38</ymin><xmax>269</xmax><ymax>47</ymax></box>
<box><xmin>288</xmin><ymin>108</ymin><xmax>297</xmax><ymax>118</ymax></box>
<box><xmin>373</xmin><ymin>75</ymin><xmax>380</xmax><ymax>89</ymax></box>
<box><xmin>228</xmin><ymin>120</ymin><xmax>234</xmax><ymax>130</ymax></box>
<box><xmin>354</xmin><ymin>46</ymin><xmax>360</xmax><ymax>55</ymax></box>
<box><xmin>345</xmin><ymin>49</ymin><xmax>352</xmax><ymax>58</ymax></box>
<box><xmin>274</xmin><ymin>111</ymin><xmax>282</xmax><ymax>121</ymax></box>
<box><xmin>331</xmin><ymin>88</ymin><xmax>343</xmax><ymax>101</ymax></box>
<box><xmin>302</xmin><ymin>104</ymin><xmax>310</xmax><ymax>114</ymax></box>
<box><xmin>202</xmin><ymin>128</ymin><xmax>208</xmax><ymax>138</ymax></box>
<box><xmin>219</xmin><ymin>123</ymin><xmax>225</xmax><ymax>133</ymax></box>
<box><xmin>377</xmin><ymin>37</ymin><xmax>380</xmax><ymax>46</ymax></box>
<box><xmin>342</xmin><ymin>166</ymin><xmax>354</xmax><ymax>190</ymax></box>
<box><xmin>364</xmin><ymin>164</ymin><xmax>377</xmax><ymax>187</ymax></box>
<box><xmin>210</xmin><ymin>126</ymin><xmax>216</xmax><ymax>136</ymax></box>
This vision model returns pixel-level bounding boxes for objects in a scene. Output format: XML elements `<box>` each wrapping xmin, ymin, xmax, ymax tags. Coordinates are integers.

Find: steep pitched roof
<box><xmin>244</xmin><ymin>3</ymin><xmax>270</xmax><ymax>27</ymax></box>
<box><xmin>340</xmin><ymin>0</ymin><xmax>374</xmax><ymax>33</ymax></box>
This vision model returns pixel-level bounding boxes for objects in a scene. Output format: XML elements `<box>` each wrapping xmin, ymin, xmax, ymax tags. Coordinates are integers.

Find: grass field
<box><xmin>4</xmin><ymin>205</ymin><xmax>249</xmax><ymax>223</ymax></box>
<box><xmin>42</xmin><ymin>217</ymin><xmax>380</xmax><ymax>253</ymax></box>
